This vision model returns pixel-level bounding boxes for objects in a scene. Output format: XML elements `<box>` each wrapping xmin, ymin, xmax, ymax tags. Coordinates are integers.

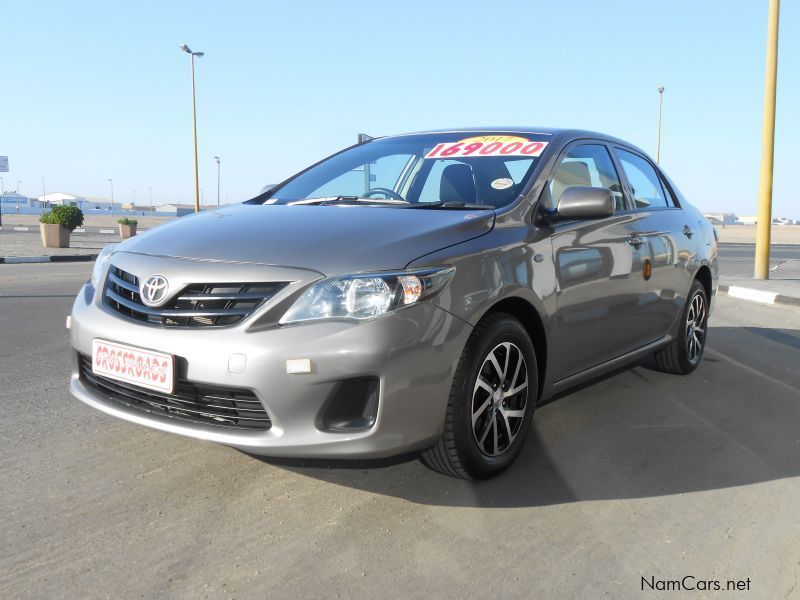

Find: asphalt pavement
<box><xmin>1</xmin><ymin>263</ymin><xmax>800</xmax><ymax>598</ymax></box>
<box><xmin>717</xmin><ymin>243</ymin><xmax>800</xmax><ymax>278</ymax></box>
<box><xmin>0</xmin><ymin>230</ymin><xmax>114</xmax><ymax>260</ymax></box>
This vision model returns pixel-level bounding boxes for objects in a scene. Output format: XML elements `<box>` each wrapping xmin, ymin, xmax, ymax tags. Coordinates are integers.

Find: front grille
<box><xmin>103</xmin><ymin>265</ymin><xmax>287</xmax><ymax>327</ymax></box>
<box><xmin>79</xmin><ymin>354</ymin><xmax>271</xmax><ymax>430</ymax></box>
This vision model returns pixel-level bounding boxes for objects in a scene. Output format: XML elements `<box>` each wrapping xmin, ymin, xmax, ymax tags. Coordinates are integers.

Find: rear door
<box><xmin>546</xmin><ymin>142</ymin><xmax>651</xmax><ymax>381</ymax></box>
<box><xmin>611</xmin><ymin>147</ymin><xmax>694</xmax><ymax>342</ymax></box>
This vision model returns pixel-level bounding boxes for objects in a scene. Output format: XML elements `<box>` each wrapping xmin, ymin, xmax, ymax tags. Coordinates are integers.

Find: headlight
<box><xmin>90</xmin><ymin>244</ymin><xmax>118</xmax><ymax>289</ymax></box>
<box><xmin>280</xmin><ymin>266</ymin><xmax>455</xmax><ymax>324</ymax></box>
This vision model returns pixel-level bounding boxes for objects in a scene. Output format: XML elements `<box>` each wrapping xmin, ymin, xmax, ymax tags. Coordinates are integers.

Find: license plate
<box><xmin>92</xmin><ymin>339</ymin><xmax>175</xmax><ymax>394</ymax></box>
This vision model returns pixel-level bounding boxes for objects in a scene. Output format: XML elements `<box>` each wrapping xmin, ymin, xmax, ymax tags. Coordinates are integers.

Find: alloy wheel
<box><xmin>686</xmin><ymin>292</ymin><xmax>707</xmax><ymax>363</ymax></box>
<box><xmin>471</xmin><ymin>342</ymin><xmax>529</xmax><ymax>457</ymax></box>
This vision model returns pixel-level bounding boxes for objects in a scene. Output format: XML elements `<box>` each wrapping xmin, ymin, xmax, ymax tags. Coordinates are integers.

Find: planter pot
<box><xmin>40</xmin><ymin>223</ymin><xmax>70</xmax><ymax>248</ymax></box>
<box><xmin>119</xmin><ymin>224</ymin><xmax>137</xmax><ymax>239</ymax></box>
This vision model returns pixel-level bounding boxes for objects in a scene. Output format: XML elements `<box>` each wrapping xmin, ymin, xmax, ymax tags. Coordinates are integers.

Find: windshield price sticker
<box><xmin>425</xmin><ymin>135</ymin><xmax>548</xmax><ymax>159</ymax></box>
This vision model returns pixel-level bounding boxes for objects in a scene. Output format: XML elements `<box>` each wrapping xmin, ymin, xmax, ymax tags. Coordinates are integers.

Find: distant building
<box><xmin>121</xmin><ymin>204</ymin><xmax>156</xmax><ymax>213</ymax></box>
<box><xmin>738</xmin><ymin>215</ymin><xmax>758</xmax><ymax>225</ymax></box>
<box><xmin>703</xmin><ymin>212</ymin><xmax>738</xmax><ymax>225</ymax></box>
<box><xmin>37</xmin><ymin>192</ymin><xmax>86</xmax><ymax>206</ymax></box>
<box><xmin>81</xmin><ymin>196</ymin><xmax>116</xmax><ymax>210</ymax></box>
<box><xmin>0</xmin><ymin>191</ymin><xmax>33</xmax><ymax>209</ymax></box>
<box><xmin>36</xmin><ymin>192</ymin><xmax>117</xmax><ymax>211</ymax></box>
<box><xmin>157</xmin><ymin>203</ymin><xmax>197</xmax><ymax>217</ymax></box>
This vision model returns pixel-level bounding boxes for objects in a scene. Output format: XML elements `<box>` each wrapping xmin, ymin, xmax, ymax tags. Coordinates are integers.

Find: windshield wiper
<box><xmin>287</xmin><ymin>196</ymin><xmax>358</xmax><ymax>205</ymax></box>
<box><xmin>411</xmin><ymin>201</ymin><xmax>494</xmax><ymax>210</ymax></box>
<box><xmin>287</xmin><ymin>196</ymin><xmax>409</xmax><ymax>206</ymax></box>
<box><xmin>285</xmin><ymin>197</ymin><xmax>490</xmax><ymax>209</ymax></box>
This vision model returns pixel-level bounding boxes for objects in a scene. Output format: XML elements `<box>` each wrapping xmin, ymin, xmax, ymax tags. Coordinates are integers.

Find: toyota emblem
<box><xmin>140</xmin><ymin>274</ymin><xmax>170</xmax><ymax>306</ymax></box>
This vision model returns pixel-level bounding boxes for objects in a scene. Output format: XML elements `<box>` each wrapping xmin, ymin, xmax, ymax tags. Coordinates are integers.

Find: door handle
<box><xmin>683</xmin><ymin>225</ymin><xmax>695</xmax><ymax>238</ymax></box>
<box><xmin>628</xmin><ymin>235</ymin><xmax>644</xmax><ymax>248</ymax></box>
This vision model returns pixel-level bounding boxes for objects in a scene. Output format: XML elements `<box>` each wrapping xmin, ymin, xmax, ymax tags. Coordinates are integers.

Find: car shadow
<box><xmin>247</xmin><ymin>325</ymin><xmax>800</xmax><ymax>508</ymax></box>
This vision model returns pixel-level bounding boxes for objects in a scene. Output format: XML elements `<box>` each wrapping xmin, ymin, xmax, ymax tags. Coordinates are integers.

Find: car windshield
<box><xmin>262</xmin><ymin>132</ymin><xmax>551</xmax><ymax>209</ymax></box>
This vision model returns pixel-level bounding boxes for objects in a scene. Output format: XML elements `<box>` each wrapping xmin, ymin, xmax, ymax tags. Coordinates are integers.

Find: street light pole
<box><xmin>180</xmin><ymin>44</ymin><xmax>204</xmax><ymax>214</ymax></box>
<box><xmin>148</xmin><ymin>186</ymin><xmax>153</xmax><ymax>212</ymax></box>
<box><xmin>16</xmin><ymin>181</ymin><xmax>21</xmax><ymax>214</ymax></box>
<box><xmin>214</xmin><ymin>156</ymin><xmax>220</xmax><ymax>207</ymax></box>
<box><xmin>755</xmin><ymin>0</ymin><xmax>781</xmax><ymax>280</ymax></box>
<box><xmin>41</xmin><ymin>177</ymin><xmax>46</xmax><ymax>214</ymax></box>
<box><xmin>656</xmin><ymin>86</ymin><xmax>665</xmax><ymax>164</ymax></box>
<box><xmin>107</xmin><ymin>178</ymin><xmax>114</xmax><ymax>217</ymax></box>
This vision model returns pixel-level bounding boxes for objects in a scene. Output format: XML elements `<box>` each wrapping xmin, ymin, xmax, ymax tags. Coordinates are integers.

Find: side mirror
<box><xmin>556</xmin><ymin>186</ymin><xmax>614</xmax><ymax>220</ymax></box>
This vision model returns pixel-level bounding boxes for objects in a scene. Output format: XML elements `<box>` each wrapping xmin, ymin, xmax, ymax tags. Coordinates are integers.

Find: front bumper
<box><xmin>69</xmin><ymin>281</ymin><xmax>472</xmax><ymax>459</ymax></box>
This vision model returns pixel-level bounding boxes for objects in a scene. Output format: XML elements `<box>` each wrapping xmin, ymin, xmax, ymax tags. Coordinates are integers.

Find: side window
<box><xmin>308</xmin><ymin>153</ymin><xmax>413</xmax><ymax>198</ymax></box>
<box><xmin>614</xmin><ymin>149</ymin><xmax>669</xmax><ymax>209</ymax></box>
<box><xmin>661</xmin><ymin>177</ymin><xmax>678</xmax><ymax>207</ymax></box>
<box><xmin>544</xmin><ymin>144</ymin><xmax>624</xmax><ymax>212</ymax></box>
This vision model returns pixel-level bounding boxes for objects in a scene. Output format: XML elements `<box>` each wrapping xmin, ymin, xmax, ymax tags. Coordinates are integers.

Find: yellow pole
<box><xmin>190</xmin><ymin>53</ymin><xmax>201</xmax><ymax>214</ymax></box>
<box><xmin>656</xmin><ymin>87</ymin><xmax>664</xmax><ymax>164</ymax></box>
<box><xmin>755</xmin><ymin>0</ymin><xmax>780</xmax><ymax>279</ymax></box>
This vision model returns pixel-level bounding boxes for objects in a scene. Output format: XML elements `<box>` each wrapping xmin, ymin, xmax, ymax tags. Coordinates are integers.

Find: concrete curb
<box><xmin>717</xmin><ymin>242</ymin><xmax>800</xmax><ymax>247</ymax></box>
<box><xmin>1</xmin><ymin>226</ymin><xmax>126</xmax><ymax>235</ymax></box>
<box><xmin>1</xmin><ymin>225</ymin><xmax>147</xmax><ymax>235</ymax></box>
<box><xmin>718</xmin><ymin>284</ymin><xmax>800</xmax><ymax>309</ymax></box>
<box><xmin>1</xmin><ymin>254</ymin><xmax>98</xmax><ymax>264</ymax></box>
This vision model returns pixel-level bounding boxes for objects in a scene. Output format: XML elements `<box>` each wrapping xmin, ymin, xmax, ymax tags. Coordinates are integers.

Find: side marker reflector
<box><xmin>286</xmin><ymin>358</ymin><xmax>312</xmax><ymax>374</ymax></box>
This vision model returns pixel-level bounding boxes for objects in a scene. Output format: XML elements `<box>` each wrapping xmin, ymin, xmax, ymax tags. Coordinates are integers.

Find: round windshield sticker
<box><xmin>491</xmin><ymin>178</ymin><xmax>514</xmax><ymax>190</ymax></box>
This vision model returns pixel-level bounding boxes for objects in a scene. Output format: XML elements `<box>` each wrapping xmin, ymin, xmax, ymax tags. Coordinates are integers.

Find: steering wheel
<box><xmin>363</xmin><ymin>187</ymin><xmax>406</xmax><ymax>201</ymax></box>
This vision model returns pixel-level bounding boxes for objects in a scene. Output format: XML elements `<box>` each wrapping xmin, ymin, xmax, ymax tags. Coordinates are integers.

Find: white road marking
<box><xmin>98</xmin><ymin>229</ymin><xmax>115</xmax><ymax>234</ymax></box>
<box><xmin>13</xmin><ymin>226</ymin><xmax>29</xmax><ymax>231</ymax></box>
<box><xmin>725</xmin><ymin>286</ymin><xmax>777</xmax><ymax>305</ymax></box>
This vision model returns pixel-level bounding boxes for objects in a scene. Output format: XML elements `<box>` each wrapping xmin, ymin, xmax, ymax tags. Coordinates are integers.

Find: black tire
<box><xmin>653</xmin><ymin>279</ymin><xmax>709</xmax><ymax>374</ymax></box>
<box><xmin>421</xmin><ymin>313</ymin><xmax>537</xmax><ymax>480</ymax></box>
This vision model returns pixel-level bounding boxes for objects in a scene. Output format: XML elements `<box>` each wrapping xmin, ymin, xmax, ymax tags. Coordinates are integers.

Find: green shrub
<box><xmin>117</xmin><ymin>217</ymin><xmax>138</xmax><ymax>225</ymax></box>
<box><xmin>39</xmin><ymin>205</ymin><xmax>84</xmax><ymax>231</ymax></box>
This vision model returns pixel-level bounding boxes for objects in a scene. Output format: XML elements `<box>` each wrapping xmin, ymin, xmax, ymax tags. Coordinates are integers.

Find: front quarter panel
<box><xmin>408</xmin><ymin>226</ymin><xmax>555</xmax><ymax>328</ymax></box>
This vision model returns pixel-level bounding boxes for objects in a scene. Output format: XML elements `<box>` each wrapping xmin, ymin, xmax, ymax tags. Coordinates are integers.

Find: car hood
<box><xmin>119</xmin><ymin>204</ymin><xmax>495</xmax><ymax>275</ymax></box>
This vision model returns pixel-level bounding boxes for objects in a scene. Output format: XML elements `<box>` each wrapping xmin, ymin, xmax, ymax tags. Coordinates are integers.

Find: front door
<box><xmin>544</xmin><ymin>142</ymin><xmax>651</xmax><ymax>381</ymax></box>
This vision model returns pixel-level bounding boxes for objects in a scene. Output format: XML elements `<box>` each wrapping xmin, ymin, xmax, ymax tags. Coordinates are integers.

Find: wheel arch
<box><xmin>694</xmin><ymin>264</ymin><xmax>712</xmax><ymax>301</ymax></box>
<box><xmin>480</xmin><ymin>297</ymin><xmax>547</xmax><ymax>401</ymax></box>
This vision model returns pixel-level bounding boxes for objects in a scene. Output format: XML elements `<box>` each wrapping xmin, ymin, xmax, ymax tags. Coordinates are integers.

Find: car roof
<box><xmin>393</xmin><ymin>126</ymin><xmax>562</xmax><ymax>136</ymax></box>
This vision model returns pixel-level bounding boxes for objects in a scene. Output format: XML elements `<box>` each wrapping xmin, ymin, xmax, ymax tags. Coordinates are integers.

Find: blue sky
<box><xmin>3</xmin><ymin>1</ymin><xmax>798</xmax><ymax>217</ymax></box>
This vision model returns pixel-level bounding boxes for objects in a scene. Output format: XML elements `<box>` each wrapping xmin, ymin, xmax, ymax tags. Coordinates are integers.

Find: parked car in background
<box><xmin>69</xmin><ymin>127</ymin><xmax>718</xmax><ymax>479</ymax></box>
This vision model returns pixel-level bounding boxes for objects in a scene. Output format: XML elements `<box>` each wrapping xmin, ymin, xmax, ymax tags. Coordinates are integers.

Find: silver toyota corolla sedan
<box><xmin>69</xmin><ymin>128</ymin><xmax>718</xmax><ymax>479</ymax></box>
